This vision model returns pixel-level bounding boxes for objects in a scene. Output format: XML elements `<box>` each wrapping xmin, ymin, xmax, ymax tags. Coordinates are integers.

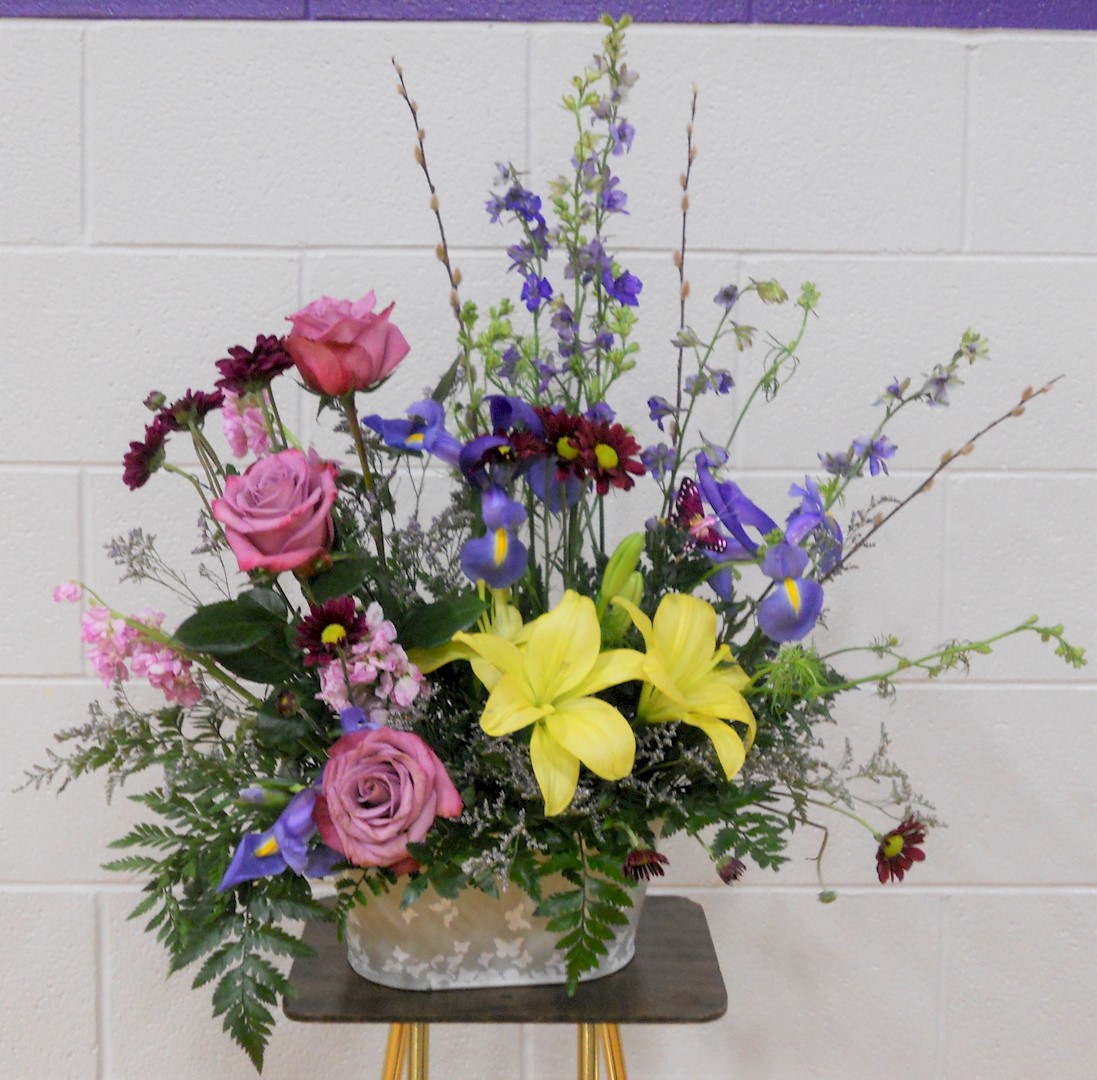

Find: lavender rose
<box><xmin>314</xmin><ymin>728</ymin><xmax>463</xmax><ymax>874</ymax></box>
<box><xmin>285</xmin><ymin>292</ymin><xmax>411</xmax><ymax>397</ymax></box>
<box><xmin>211</xmin><ymin>447</ymin><xmax>337</xmax><ymax>573</ymax></box>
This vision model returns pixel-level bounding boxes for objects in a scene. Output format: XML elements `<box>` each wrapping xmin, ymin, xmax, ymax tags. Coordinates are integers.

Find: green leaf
<box><xmin>308</xmin><ymin>553</ymin><xmax>376</xmax><ymax>604</ymax></box>
<box><xmin>173</xmin><ymin>600</ymin><xmax>279</xmax><ymax>655</ymax></box>
<box><xmin>255</xmin><ymin>703</ymin><xmax>310</xmax><ymax>753</ymax></box>
<box><xmin>396</xmin><ymin>593</ymin><xmax>488</xmax><ymax>650</ymax></box>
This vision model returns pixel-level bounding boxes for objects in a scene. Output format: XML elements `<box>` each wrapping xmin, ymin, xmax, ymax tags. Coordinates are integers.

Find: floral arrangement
<box><xmin>31</xmin><ymin>15</ymin><xmax>1084</xmax><ymax>1072</ymax></box>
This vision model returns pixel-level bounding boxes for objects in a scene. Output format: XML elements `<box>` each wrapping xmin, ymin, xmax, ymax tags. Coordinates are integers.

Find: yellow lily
<box><xmin>613</xmin><ymin>592</ymin><xmax>756</xmax><ymax>780</ymax></box>
<box><xmin>409</xmin><ymin>588</ymin><xmax>526</xmax><ymax>691</ymax></box>
<box><xmin>453</xmin><ymin>591</ymin><xmax>645</xmax><ymax>816</ymax></box>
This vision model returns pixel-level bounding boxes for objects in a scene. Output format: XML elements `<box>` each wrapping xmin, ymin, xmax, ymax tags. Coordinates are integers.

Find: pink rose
<box><xmin>285</xmin><ymin>292</ymin><xmax>410</xmax><ymax>397</ymax></box>
<box><xmin>314</xmin><ymin>728</ymin><xmax>463</xmax><ymax>874</ymax></box>
<box><xmin>211</xmin><ymin>448</ymin><xmax>337</xmax><ymax>573</ymax></box>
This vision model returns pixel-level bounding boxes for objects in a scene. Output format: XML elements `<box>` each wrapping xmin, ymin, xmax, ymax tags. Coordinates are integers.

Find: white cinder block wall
<box><xmin>2</xmin><ymin>17</ymin><xmax>1095</xmax><ymax>1080</ymax></box>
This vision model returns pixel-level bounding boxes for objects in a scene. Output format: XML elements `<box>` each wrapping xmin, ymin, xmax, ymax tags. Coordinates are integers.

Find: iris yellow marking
<box><xmin>493</xmin><ymin>527</ymin><xmax>509</xmax><ymax>566</ymax></box>
<box><xmin>255</xmin><ymin>836</ymin><xmax>279</xmax><ymax>858</ymax></box>
<box><xmin>783</xmin><ymin>578</ymin><xmax>801</xmax><ymax>614</ymax></box>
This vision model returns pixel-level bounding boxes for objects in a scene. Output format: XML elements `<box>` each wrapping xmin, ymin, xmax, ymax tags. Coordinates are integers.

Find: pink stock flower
<box><xmin>285</xmin><ymin>292</ymin><xmax>410</xmax><ymax>397</ymax></box>
<box><xmin>130</xmin><ymin>640</ymin><xmax>201</xmax><ymax>707</ymax></box>
<box><xmin>211</xmin><ymin>448</ymin><xmax>337</xmax><ymax>574</ymax></box>
<box><xmin>314</xmin><ymin>727</ymin><xmax>463</xmax><ymax>873</ymax></box>
<box><xmin>316</xmin><ymin>603</ymin><xmax>424</xmax><ymax>717</ymax></box>
<box><xmin>53</xmin><ymin>582</ymin><xmax>83</xmax><ymax>603</ymax></box>
<box><xmin>81</xmin><ymin>607</ymin><xmax>140</xmax><ymax>684</ymax></box>
<box><xmin>222</xmin><ymin>390</ymin><xmax>271</xmax><ymax>458</ymax></box>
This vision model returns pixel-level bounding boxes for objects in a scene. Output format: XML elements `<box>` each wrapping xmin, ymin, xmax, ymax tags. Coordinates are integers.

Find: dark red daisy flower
<box><xmin>295</xmin><ymin>597</ymin><xmax>367</xmax><ymax>667</ymax></box>
<box><xmin>623</xmin><ymin>849</ymin><xmax>670</xmax><ymax>882</ymax></box>
<box><xmin>876</xmin><ymin>817</ymin><xmax>927</xmax><ymax>883</ymax></box>
<box><xmin>534</xmin><ymin>406</ymin><xmax>589</xmax><ymax>481</ymax></box>
<box><xmin>159</xmin><ymin>388</ymin><xmax>224</xmax><ymax>431</ymax></box>
<box><xmin>214</xmin><ymin>335</ymin><xmax>294</xmax><ymax>393</ymax></box>
<box><xmin>577</xmin><ymin>418</ymin><xmax>645</xmax><ymax>495</ymax></box>
<box><xmin>717</xmin><ymin>856</ymin><xmax>746</xmax><ymax>884</ymax></box>
<box><xmin>122</xmin><ymin>415</ymin><xmax>172</xmax><ymax>490</ymax></box>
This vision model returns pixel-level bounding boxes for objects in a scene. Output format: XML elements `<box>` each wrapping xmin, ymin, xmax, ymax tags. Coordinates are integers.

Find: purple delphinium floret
<box><xmin>602</xmin><ymin>268</ymin><xmax>642</xmax><ymax>307</ymax></box>
<box><xmin>852</xmin><ymin>435</ymin><xmax>898</xmax><ymax>476</ymax></box>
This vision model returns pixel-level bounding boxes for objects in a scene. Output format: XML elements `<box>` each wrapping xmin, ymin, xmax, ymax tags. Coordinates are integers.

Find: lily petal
<box><xmin>480</xmin><ymin>675</ymin><xmax>550</xmax><ymax>736</ymax></box>
<box><xmin>530</xmin><ymin>722</ymin><xmax>581</xmax><ymax>816</ymax></box>
<box><xmin>547</xmin><ymin>697</ymin><xmax>637</xmax><ymax>781</ymax></box>
<box><xmin>683</xmin><ymin>714</ymin><xmax>748</xmax><ymax>780</ymax></box>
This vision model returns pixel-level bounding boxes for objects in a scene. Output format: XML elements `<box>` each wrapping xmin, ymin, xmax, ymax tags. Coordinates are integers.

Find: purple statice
<box><xmin>641</xmin><ymin>443</ymin><xmax>676</xmax><ymax>481</ymax></box>
<box><xmin>714</xmin><ymin>284</ymin><xmax>740</xmax><ymax>311</ymax></box>
<box><xmin>567</xmin><ymin>238</ymin><xmax>613</xmax><ymax>285</ymax></box>
<box><xmin>877</xmin><ymin>376</ymin><xmax>905</xmax><ymax>405</ymax></box>
<box><xmin>506</xmin><ymin>241</ymin><xmax>536</xmax><ymax>273</ymax></box>
<box><xmin>520</xmin><ymin>273</ymin><xmax>553</xmax><ymax>313</ymax></box>
<box><xmin>647</xmin><ymin>395</ymin><xmax>677</xmax><ymax>432</ymax></box>
<box><xmin>485</xmin><ymin>192</ymin><xmax>506</xmax><ymax>223</ymax></box>
<box><xmin>585</xmin><ymin>401</ymin><xmax>617</xmax><ymax>424</ymax></box>
<box><xmin>498</xmin><ymin>345</ymin><xmax>520</xmax><ymax>383</ymax></box>
<box><xmin>601</xmin><ymin>175</ymin><xmax>629</xmax><ymax>214</ymax></box>
<box><xmin>608</xmin><ymin>119</ymin><xmax>635</xmax><ymax>155</ymax></box>
<box><xmin>602</xmin><ymin>267</ymin><xmax>642</xmax><ymax>307</ymax></box>
<box><xmin>818</xmin><ymin>448</ymin><xmax>855</xmax><ymax>477</ymax></box>
<box><xmin>786</xmin><ymin>475</ymin><xmax>843</xmax><ymax>573</ymax></box>
<box><xmin>852</xmin><ymin>435</ymin><xmax>898</xmax><ymax>476</ymax></box>
<box><xmin>684</xmin><ymin>369</ymin><xmax>734</xmax><ymax>397</ymax></box>
<box><xmin>591</xmin><ymin>329</ymin><xmax>615</xmax><ymax>353</ymax></box>
<box><xmin>921</xmin><ymin>364</ymin><xmax>961</xmax><ymax>407</ymax></box>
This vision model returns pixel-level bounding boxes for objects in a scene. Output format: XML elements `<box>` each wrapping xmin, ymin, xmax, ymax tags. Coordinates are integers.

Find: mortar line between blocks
<box><xmin>78</xmin><ymin>466</ymin><xmax>90</xmax><ymax>680</ymax></box>
<box><xmin>960</xmin><ymin>43</ymin><xmax>977</xmax><ymax>253</ymax></box>
<box><xmin>935</xmin><ymin>894</ymin><xmax>950</xmax><ymax>1079</ymax></box>
<box><xmin>80</xmin><ymin>27</ymin><xmax>89</xmax><ymax>246</ymax></box>
<box><xmin>95</xmin><ymin>890</ymin><xmax>113</xmax><ymax>1080</ymax></box>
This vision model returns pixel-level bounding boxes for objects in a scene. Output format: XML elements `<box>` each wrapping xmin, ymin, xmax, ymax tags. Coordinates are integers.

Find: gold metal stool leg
<box><xmin>577</xmin><ymin>1022</ymin><xmax>599</xmax><ymax>1079</ymax></box>
<box><xmin>406</xmin><ymin>1021</ymin><xmax>430</xmax><ymax>1080</ymax></box>
<box><xmin>599</xmin><ymin>1023</ymin><xmax>628</xmax><ymax>1080</ymax></box>
<box><xmin>380</xmin><ymin>1024</ymin><xmax>408</xmax><ymax>1080</ymax></box>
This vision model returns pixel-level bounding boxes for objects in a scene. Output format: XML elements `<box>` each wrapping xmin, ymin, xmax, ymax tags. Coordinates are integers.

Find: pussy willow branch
<box><xmin>673</xmin><ymin>87</ymin><xmax>699</xmax><ymax>418</ymax></box>
<box><xmin>393</xmin><ymin>59</ymin><xmax>472</xmax><ymax>398</ymax></box>
<box><xmin>822</xmin><ymin>375</ymin><xmax>1063</xmax><ymax>583</ymax></box>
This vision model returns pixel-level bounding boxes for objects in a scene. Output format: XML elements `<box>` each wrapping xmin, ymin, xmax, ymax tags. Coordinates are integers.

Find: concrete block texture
<box><xmin>1</xmin><ymin>16</ymin><xmax>1093</xmax><ymax>1080</ymax></box>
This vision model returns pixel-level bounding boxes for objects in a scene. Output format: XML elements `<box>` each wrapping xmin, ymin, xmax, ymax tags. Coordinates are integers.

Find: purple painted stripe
<box><xmin>1</xmin><ymin>0</ymin><xmax>1094</xmax><ymax>28</ymax></box>
<box><xmin>754</xmin><ymin>0</ymin><xmax>1097</xmax><ymax>30</ymax></box>
<box><xmin>311</xmin><ymin>1</ymin><xmax>748</xmax><ymax>18</ymax></box>
<box><xmin>0</xmin><ymin>0</ymin><xmax>306</xmax><ymax>15</ymax></box>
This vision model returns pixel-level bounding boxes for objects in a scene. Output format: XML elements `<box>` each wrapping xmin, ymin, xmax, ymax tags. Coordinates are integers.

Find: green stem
<box><xmin>340</xmin><ymin>395</ymin><xmax>386</xmax><ymax>562</ymax></box>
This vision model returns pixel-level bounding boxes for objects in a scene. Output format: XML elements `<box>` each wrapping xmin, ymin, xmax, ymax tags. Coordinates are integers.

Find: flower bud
<box><xmin>597</xmin><ymin>532</ymin><xmax>645</xmax><ymax>617</ymax></box>
<box><xmin>143</xmin><ymin>390</ymin><xmax>167</xmax><ymax>412</ymax></box>
<box><xmin>600</xmin><ymin>572</ymin><xmax>644</xmax><ymax>644</ymax></box>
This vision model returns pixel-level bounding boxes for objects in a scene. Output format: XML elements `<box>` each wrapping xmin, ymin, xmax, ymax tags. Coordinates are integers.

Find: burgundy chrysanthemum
<box><xmin>718</xmin><ymin>856</ymin><xmax>746</xmax><ymax>884</ymax></box>
<box><xmin>122</xmin><ymin>415</ymin><xmax>172</xmax><ymax>490</ymax></box>
<box><xmin>214</xmin><ymin>335</ymin><xmax>294</xmax><ymax>393</ymax></box>
<box><xmin>577</xmin><ymin>417</ymin><xmax>645</xmax><ymax>495</ymax></box>
<box><xmin>876</xmin><ymin>817</ymin><xmax>927</xmax><ymax>884</ymax></box>
<box><xmin>534</xmin><ymin>406</ymin><xmax>589</xmax><ymax>481</ymax></box>
<box><xmin>623</xmin><ymin>849</ymin><xmax>670</xmax><ymax>882</ymax></box>
<box><xmin>295</xmin><ymin>597</ymin><xmax>368</xmax><ymax>667</ymax></box>
<box><xmin>159</xmin><ymin>388</ymin><xmax>224</xmax><ymax>431</ymax></box>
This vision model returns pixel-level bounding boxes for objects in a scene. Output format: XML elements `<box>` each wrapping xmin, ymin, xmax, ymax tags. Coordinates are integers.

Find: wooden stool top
<box><xmin>284</xmin><ymin>894</ymin><xmax>727</xmax><ymax>1026</ymax></box>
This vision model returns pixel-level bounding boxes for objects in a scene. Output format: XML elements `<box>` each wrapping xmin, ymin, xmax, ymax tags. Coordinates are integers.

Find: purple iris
<box><xmin>362</xmin><ymin>399</ymin><xmax>462</xmax><ymax>467</ymax></box>
<box><xmin>602</xmin><ymin>268</ymin><xmax>643</xmax><ymax>307</ymax></box>
<box><xmin>460</xmin><ymin>486</ymin><xmax>529</xmax><ymax>589</ymax></box>
<box><xmin>757</xmin><ymin>543</ymin><xmax>825</xmax><ymax>643</ymax></box>
<box><xmin>487</xmin><ymin>394</ymin><xmax>544</xmax><ymax>439</ymax></box>
<box><xmin>458</xmin><ymin>433</ymin><xmax>513</xmax><ymax>490</ymax></box>
<box><xmin>696</xmin><ymin>457</ymin><xmax>779</xmax><ymax>560</ymax></box>
<box><xmin>521</xmin><ymin>273</ymin><xmax>554</xmax><ymax>312</ymax></box>
<box><xmin>216</xmin><ymin>788</ymin><xmax>340</xmax><ymax>892</ymax></box>
<box><xmin>852</xmin><ymin>435</ymin><xmax>898</xmax><ymax>476</ymax></box>
<box><xmin>339</xmin><ymin>705</ymin><xmax>382</xmax><ymax>734</ymax></box>
<box><xmin>785</xmin><ymin>475</ymin><xmax>843</xmax><ymax>573</ymax></box>
<box><xmin>526</xmin><ymin>457</ymin><xmax>584</xmax><ymax>513</ymax></box>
